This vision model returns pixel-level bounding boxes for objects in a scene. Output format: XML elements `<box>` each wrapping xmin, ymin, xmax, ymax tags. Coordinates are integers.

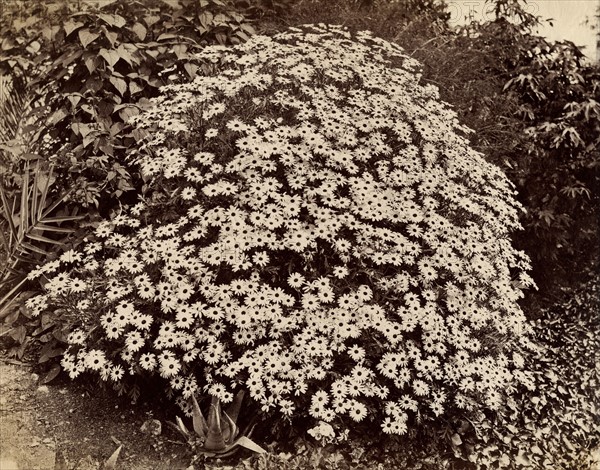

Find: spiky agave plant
<box><xmin>171</xmin><ymin>390</ymin><xmax>266</xmax><ymax>460</ymax></box>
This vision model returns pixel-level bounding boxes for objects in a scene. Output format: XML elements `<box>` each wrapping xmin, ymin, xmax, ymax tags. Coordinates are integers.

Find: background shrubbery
<box><xmin>1</xmin><ymin>0</ymin><xmax>598</xmax><ymax>468</ymax></box>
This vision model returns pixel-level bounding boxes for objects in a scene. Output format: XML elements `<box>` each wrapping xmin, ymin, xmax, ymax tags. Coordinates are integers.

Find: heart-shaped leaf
<box><xmin>78</xmin><ymin>29</ymin><xmax>100</xmax><ymax>49</ymax></box>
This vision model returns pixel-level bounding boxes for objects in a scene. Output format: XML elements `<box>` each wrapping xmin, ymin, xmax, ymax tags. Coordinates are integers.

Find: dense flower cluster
<box><xmin>26</xmin><ymin>24</ymin><xmax>535</xmax><ymax>437</ymax></box>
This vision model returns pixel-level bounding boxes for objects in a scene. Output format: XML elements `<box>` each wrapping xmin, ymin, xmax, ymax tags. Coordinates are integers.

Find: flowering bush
<box><xmin>24</xmin><ymin>24</ymin><xmax>535</xmax><ymax>439</ymax></box>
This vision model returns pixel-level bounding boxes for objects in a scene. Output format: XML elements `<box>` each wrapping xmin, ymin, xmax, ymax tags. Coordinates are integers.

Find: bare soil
<box><xmin>0</xmin><ymin>357</ymin><xmax>192</xmax><ymax>470</ymax></box>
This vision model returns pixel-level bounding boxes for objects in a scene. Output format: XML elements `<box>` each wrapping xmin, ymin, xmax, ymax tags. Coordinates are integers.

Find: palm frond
<box><xmin>0</xmin><ymin>160</ymin><xmax>85</xmax><ymax>317</ymax></box>
<box><xmin>0</xmin><ymin>74</ymin><xmax>31</xmax><ymax>167</ymax></box>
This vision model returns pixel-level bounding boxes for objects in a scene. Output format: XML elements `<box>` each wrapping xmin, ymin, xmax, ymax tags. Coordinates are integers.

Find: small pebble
<box><xmin>140</xmin><ymin>419</ymin><xmax>162</xmax><ymax>436</ymax></box>
<box><xmin>36</xmin><ymin>386</ymin><xmax>49</xmax><ymax>394</ymax></box>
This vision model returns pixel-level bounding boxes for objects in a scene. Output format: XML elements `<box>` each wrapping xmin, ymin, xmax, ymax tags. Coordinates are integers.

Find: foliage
<box><xmin>1</xmin><ymin>0</ymin><xmax>256</xmax><ymax>209</ymax></box>
<box><xmin>452</xmin><ymin>278</ymin><xmax>600</xmax><ymax>469</ymax></box>
<box><xmin>0</xmin><ymin>161</ymin><xmax>85</xmax><ymax>308</ymax></box>
<box><xmin>24</xmin><ymin>25</ymin><xmax>535</xmax><ymax>442</ymax></box>
<box><xmin>399</xmin><ymin>2</ymin><xmax>600</xmax><ymax>292</ymax></box>
<box><xmin>0</xmin><ymin>0</ymin><xmax>258</xmax><ymax>353</ymax></box>
<box><xmin>270</xmin><ymin>0</ymin><xmax>450</xmax><ymax>41</ymax></box>
<box><xmin>170</xmin><ymin>390</ymin><xmax>266</xmax><ymax>462</ymax></box>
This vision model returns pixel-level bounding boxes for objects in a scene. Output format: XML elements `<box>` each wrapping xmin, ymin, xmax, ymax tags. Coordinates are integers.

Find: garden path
<box><xmin>0</xmin><ymin>358</ymin><xmax>190</xmax><ymax>470</ymax></box>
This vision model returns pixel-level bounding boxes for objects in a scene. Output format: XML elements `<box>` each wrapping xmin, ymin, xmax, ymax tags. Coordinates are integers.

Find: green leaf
<box><xmin>26</xmin><ymin>231</ymin><xmax>63</xmax><ymax>245</ymax></box>
<box><xmin>225</xmin><ymin>390</ymin><xmax>244</xmax><ymax>424</ymax></box>
<box><xmin>10</xmin><ymin>325</ymin><xmax>27</xmax><ymax>344</ymax></box>
<box><xmin>102</xmin><ymin>27</ymin><xmax>119</xmax><ymax>47</ymax></box>
<box><xmin>109</xmin><ymin>77</ymin><xmax>128</xmax><ymax>97</ymax></box>
<box><xmin>131</xmin><ymin>22</ymin><xmax>147</xmax><ymax>41</ymax></box>
<box><xmin>177</xmin><ymin>415</ymin><xmax>191</xmax><ymax>435</ymax></box>
<box><xmin>72</xmin><ymin>122</ymin><xmax>94</xmax><ymax>138</ymax></box>
<box><xmin>78</xmin><ymin>29</ymin><xmax>100</xmax><ymax>49</ymax></box>
<box><xmin>233</xmin><ymin>436</ymin><xmax>266</xmax><ymax>454</ymax></box>
<box><xmin>20</xmin><ymin>241</ymin><xmax>51</xmax><ymax>256</ymax></box>
<box><xmin>191</xmin><ymin>394</ymin><xmax>208</xmax><ymax>438</ymax></box>
<box><xmin>97</xmin><ymin>13</ymin><xmax>126</xmax><ymax>28</ymax></box>
<box><xmin>116</xmin><ymin>44</ymin><xmax>135</xmax><ymax>66</ymax></box>
<box><xmin>204</xmin><ymin>397</ymin><xmax>226</xmax><ymax>451</ymax></box>
<box><xmin>64</xmin><ymin>20</ymin><xmax>84</xmax><ymax>37</ymax></box>
<box><xmin>100</xmin><ymin>48</ymin><xmax>120</xmax><ymax>68</ymax></box>
<box><xmin>40</xmin><ymin>364</ymin><xmax>62</xmax><ymax>385</ymax></box>
<box><xmin>221</xmin><ymin>411</ymin><xmax>238</xmax><ymax>443</ymax></box>
<box><xmin>39</xmin><ymin>348</ymin><xmax>64</xmax><ymax>364</ymax></box>
<box><xmin>184</xmin><ymin>63</ymin><xmax>198</xmax><ymax>80</ymax></box>
<box><xmin>40</xmin><ymin>214</ymin><xmax>86</xmax><ymax>224</ymax></box>
<box><xmin>129</xmin><ymin>82</ymin><xmax>143</xmax><ymax>95</ymax></box>
<box><xmin>48</xmin><ymin>108</ymin><xmax>68</xmax><ymax>126</ymax></box>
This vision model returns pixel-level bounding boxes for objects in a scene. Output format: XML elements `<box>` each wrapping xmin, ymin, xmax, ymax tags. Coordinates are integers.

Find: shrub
<box><xmin>401</xmin><ymin>4</ymin><xmax>600</xmax><ymax>293</ymax></box>
<box><xmin>24</xmin><ymin>24</ymin><xmax>535</xmax><ymax>440</ymax></box>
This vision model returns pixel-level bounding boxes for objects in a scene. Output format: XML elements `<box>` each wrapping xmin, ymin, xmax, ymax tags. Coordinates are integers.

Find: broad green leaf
<box><xmin>100</xmin><ymin>48</ymin><xmax>120</xmax><ymax>68</ymax></box>
<box><xmin>110</xmin><ymin>77</ymin><xmax>128</xmax><ymax>97</ymax></box>
<box><xmin>172</xmin><ymin>44</ymin><xmax>187</xmax><ymax>59</ymax></box>
<box><xmin>48</xmin><ymin>108</ymin><xmax>68</xmax><ymax>126</ymax></box>
<box><xmin>131</xmin><ymin>23</ymin><xmax>147</xmax><ymax>41</ymax></box>
<box><xmin>84</xmin><ymin>56</ymin><xmax>99</xmax><ymax>74</ymax></box>
<box><xmin>129</xmin><ymin>82</ymin><xmax>143</xmax><ymax>95</ymax></box>
<box><xmin>119</xmin><ymin>107</ymin><xmax>140</xmax><ymax>122</ymax></box>
<box><xmin>71</xmin><ymin>122</ymin><xmax>94</xmax><ymax>138</ymax></box>
<box><xmin>41</xmin><ymin>364</ymin><xmax>61</xmax><ymax>384</ymax></box>
<box><xmin>97</xmin><ymin>13</ymin><xmax>126</xmax><ymax>28</ymax></box>
<box><xmin>117</xmin><ymin>44</ymin><xmax>135</xmax><ymax>65</ymax></box>
<box><xmin>143</xmin><ymin>15</ymin><xmax>160</xmax><ymax>27</ymax></box>
<box><xmin>42</xmin><ymin>26</ymin><xmax>60</xmax><ymax>41</ymax></box>
<box><xmin>39</xmin><ymin>348</ymin><xmax>64</xmax><ymax>363</ymax></box>
<box><xmin>64</xmin><ymin>21</ymin><xmax>84</xmax><ymax>37</ymax></box>
<box><xmin>67</xmin><ymin>95</ymin><xmax>81</xmax><ymax>109</ymax></box>
<box><xmin>184</xmin><ymin>63</ymin><xmax>198</xmax><ymax>80</ymax></box>
<box><xmin>102</xmin><ymin>27</ymin><xmax>119</xmax><ymax>47</ymax></box>
<box><xmin>78</xmin><ymin>29</ymin><xmax>100</xmax><ymax>49</ymax></box>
